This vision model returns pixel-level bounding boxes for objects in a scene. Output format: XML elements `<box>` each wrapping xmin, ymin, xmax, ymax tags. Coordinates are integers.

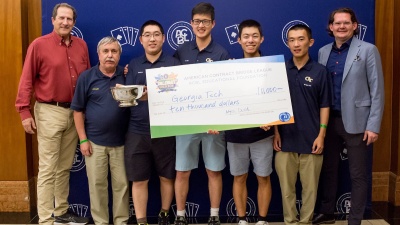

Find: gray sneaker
<box><xmin>54</xmin><ymin>209</ymin><xmax>89</xmax><ymax>224</ymax></box>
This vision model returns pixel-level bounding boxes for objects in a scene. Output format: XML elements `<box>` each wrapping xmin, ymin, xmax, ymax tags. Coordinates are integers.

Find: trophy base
<box><xmin>118</xmin><ymin>101</ymin><xmax>138</xmax><ymax>107</ymax></box>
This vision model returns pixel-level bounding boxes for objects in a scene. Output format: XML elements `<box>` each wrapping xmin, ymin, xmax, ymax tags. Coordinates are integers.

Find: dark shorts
<box><xmin>125</xmin><ymin>132</ymin><xmax>176</xmax><ymax>181</ymax></box>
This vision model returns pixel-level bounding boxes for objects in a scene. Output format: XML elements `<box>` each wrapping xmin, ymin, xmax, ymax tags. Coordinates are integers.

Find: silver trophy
<box><xmin>110</xmin><ymin>85</ymin><xmax>144</xmax><ymax>107</ymax></box>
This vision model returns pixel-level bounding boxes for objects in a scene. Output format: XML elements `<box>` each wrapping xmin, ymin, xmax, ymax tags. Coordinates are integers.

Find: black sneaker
<box><xmin>54</xmin><ymin>209</ymin><xmax>89</xmax><ymax>224</ymax></box>
<box><xmin>208</xmin><ymin>216</ymin><xmax>220</xmax><ymax>225</ymax></box>
<box><xmin>174</xmin><ymin>216</ymin><xmax>188</xmax><ymax>225</ymax></box>
<box><xmin>158</xmin><ymin>212</ymin><xmax>170</xmax><ymax>225</ymax></box>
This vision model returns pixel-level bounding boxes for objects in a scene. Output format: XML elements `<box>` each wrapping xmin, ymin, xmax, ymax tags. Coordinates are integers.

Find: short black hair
<box><xmin>140</xmin><ymin>20</ymin><xmax>164</xmax><ymax>36</ymax></box>
<box><xmin>192</xmin><ymin>2</ymin><xmax>215</xmax><ymax>21</ymax></box>
<box><xmin>238</xmin><ymin>19</ymin><xmax>263</xmax><ymax>37</ymax></box>
<box><xmin>327</xmin><ymin>7</ymin><xmax>359</xmax><ymax>37</ymax></box>
<box><xmin>287</xmin><ymin>24</ymin><xmax>313</xmax><ymax>39</ymax></box>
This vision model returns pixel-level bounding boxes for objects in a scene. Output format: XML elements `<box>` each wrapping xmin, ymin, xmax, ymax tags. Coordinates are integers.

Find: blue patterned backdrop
<box><xmin>41</xmin><ymin>0</ymin><xmax>375</xmax><ymax>221</ymax></box>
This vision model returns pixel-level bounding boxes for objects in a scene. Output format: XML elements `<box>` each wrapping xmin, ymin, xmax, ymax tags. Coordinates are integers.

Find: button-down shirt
<box><xmin>326</xmin><ymin>38</ymin><xmax>352</xmax><ymax>111</ymax></box>
<box><xmin>16</xmin><ymin>31</ymin><xmax>90</xmax><ymax>120</ymax></box>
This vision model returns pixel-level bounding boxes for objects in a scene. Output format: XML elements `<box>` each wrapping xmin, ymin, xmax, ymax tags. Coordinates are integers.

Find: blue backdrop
<box><xmin>41</xmin><ymin>0</ymin><xmax>375</xmax><ymax>221</ymax></box>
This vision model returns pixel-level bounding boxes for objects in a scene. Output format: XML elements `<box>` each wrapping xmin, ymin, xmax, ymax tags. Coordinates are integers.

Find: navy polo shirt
<box><xmin>126</xmin><ymin>52</ymin><xmax>180</xmax><ymax>135</ymax></box>
<box><xmin>225</xmin><ymin>52</ymin><xmax>274</xmax><ymax>143</ymax></box>
<box><xmin>327</xmin><ymin>38</ymin><xmax>352</xmax><ymax>111</ymax></box>
<box><xmin>71</xmin><ymin>65</ymin><xmax>129</xmax><ymax>146</ymax></box>
<box><xmin>279</xmin><ymin>58</ymin><xmax>330</xmax><ymax>154</ymax></box>
<box><xmin>173</xmin><ymin>38</ymin><xmax>230</xmax><ymax>64</ymax></box>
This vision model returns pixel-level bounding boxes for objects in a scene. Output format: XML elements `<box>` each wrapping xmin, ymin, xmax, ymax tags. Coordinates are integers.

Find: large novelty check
<box><xmin>146</xmin><ymin>55</ymin><xmax>294</xmax><ymax>138</ymax></box>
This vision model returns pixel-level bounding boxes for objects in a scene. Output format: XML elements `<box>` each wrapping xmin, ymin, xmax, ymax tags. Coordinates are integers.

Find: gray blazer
<box><xmin>318</xmin><ymin>37</ymin><xmax>384</xmax><ymax>134</ymax></box>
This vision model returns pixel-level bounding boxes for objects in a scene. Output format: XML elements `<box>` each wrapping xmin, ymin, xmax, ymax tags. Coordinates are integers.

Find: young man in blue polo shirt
<box><xmin>173</xmin><ymin>3</ymin><xmax>230</xmax><ymax>225</ymax></box>
<box><xmin>71</xmin><ymin>36</ymin><xmax>130</xmax><ymax>225</ymax></box>
<box><xmin>274</xmin><ymin>24</ymin><xmax>330</xmax><ymax>225</ymax></box>
<box><xmin>124</xmin><ymin>20</ymin><xmax>180</xmax><ymax>225</ymax></box>
<box><xmin>225</xmin><ymin>19</ymin><xmax>273</xmax><ymax>225</ymax></box>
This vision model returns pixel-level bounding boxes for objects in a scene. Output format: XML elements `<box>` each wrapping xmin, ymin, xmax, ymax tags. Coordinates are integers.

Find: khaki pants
<box><xmin>275</xmin><ymin>151</ymin><xmax>323</xmax><ymax>225</ymax></box>
<box><xmin>34</xmin><ymin>102</ymin><xmax>78</xmax><ymax>225</ymax></box>
<box><xmin>85</xmin><ymin>141</ymin><xmax>129</xmax><ymax>225</ymax></box>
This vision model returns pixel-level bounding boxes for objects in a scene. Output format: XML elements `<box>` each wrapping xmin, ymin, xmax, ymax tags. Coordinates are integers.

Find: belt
<box><xmin>41</xmin><ymin>101</ymin><xmax>71</xmax><ymax>109</ymax></box>
<box><xmin>331</xmin><ymin>110</ymin><xmax>342</xmax><ymax>117</ymax></box>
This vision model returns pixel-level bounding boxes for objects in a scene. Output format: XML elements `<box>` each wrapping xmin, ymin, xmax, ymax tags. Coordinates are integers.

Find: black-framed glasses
<box><xmin>191</xmin><ymin>19</ymin><xmax>212</xmax><ymax>26</ymax></box>
<box><xmin>141</xmin><ymin>32</ymin><xmax>163</xmax><ymax>39</ymax></box>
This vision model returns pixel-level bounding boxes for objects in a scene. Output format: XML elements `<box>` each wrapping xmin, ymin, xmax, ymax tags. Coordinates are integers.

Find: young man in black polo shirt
<box><xmin>225</xmin><ymin>19</ymin><xmax>273</xmax><ymax>225</ymax></box>
<box><xmin>124</xmin><ymin>20</ymin><xmax>180</xmax><ymax>225</ymax></box>
<box><xmin>274</xmin><ymin>24</ymin><xmax>330</xmax><ymax>225</ymax></box>
<box><xmin>173</xmin><ymin>3</ymin><xmax>230</xmax><ymax>225</ymax></box>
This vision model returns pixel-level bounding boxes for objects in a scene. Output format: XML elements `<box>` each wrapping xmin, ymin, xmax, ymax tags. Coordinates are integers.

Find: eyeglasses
<box><xmin>332</xmin><ymin>21</ymin><xmax>353</xmax><ymax>26</ymax></box>
<box><xmin>191</xmin><ymin>19</ymin><xmax>212</xmax><ymax>26</ymax></box>
<box><xmin>141</xmin><ymin>32</ymin><xmax>163</xmax><ymax>39</ymax></box>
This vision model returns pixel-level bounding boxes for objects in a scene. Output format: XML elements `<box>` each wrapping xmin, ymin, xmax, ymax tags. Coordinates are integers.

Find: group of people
<box><xmin>15</xmin><ymin>2</ymin><xmax>384</xmax><ymax>225</ymax></box>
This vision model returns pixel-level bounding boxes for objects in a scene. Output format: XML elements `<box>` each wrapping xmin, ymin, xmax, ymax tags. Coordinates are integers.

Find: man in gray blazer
<box><xmin>312</xmin><ymin>7</ymin><xmax>384</xmax><ymax>225</ymax></box>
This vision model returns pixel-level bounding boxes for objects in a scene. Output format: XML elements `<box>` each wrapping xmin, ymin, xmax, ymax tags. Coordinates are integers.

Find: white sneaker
<box><xmin>255</xmin><ymin>221</ymin><xmax>269</xmax><ymax>225</ymax></box>
<box><xmin>238</xmin><ymin>220</ymin><xmax>248</xmax><ymax>225</ymax></box>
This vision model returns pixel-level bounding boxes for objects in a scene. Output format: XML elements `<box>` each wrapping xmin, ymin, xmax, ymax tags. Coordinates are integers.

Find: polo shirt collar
<box><xmin>95</xmin><ymin>64</ymin><xmax>123</xmax><ymax>78</ymax></box>
<box><xmin>242</xmin><ymin>51</ymin><xmax>262</xmax><ymax>58</ymax></box>
<box><xmin>139</xmin><ymin>51</ymin><xmax>166</xmax><ymax>64</ymax></box>
<box><xmin>190</xmin><ymin>38</ymin><xmax>215</xmax><ymax>53</ymax></box>
<box><xmin>287</xmin><ymin>57</ymin><xmax>313</xmax><ymax>71</ymax></box>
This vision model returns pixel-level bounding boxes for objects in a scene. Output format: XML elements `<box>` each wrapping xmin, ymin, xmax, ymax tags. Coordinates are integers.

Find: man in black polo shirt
<box><xmin>71</xmin><ymin>36</ymin><xmax>130</xmax><ymax>225</ymax></box>
<box><xmin>274</xmin><ymin>24</ymin><xmax>330</xmax><ymax>225</ymax></box>
<box><xmin>124</xmin><ymin>20</ymin><xmax>180</xmax><ymax>225</ymax></box>
<box><xmin>225</xmin><ymin>19</ymin><xmax>273</xmax><ymax>225</ymax></box>
<box><xmin>173</xmin><ymin>3</ymin><xmax>230</xmax><ymax>225</ymax></box>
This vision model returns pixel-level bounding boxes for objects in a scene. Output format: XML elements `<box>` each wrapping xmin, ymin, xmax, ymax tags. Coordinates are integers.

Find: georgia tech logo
<box><xmin>355</xmin><ymin>24</ymin><xmax>367</xmax><ymax>41</ymax></box>
<box><xmin>171</xmin><ymin>202</ymin><xmax>199</xmax><ymax>217</ymax></box>
<box><xmin>305</xmin><ymin>76</ymin><xmax>313</xmax><ymax>83</ymax></box>
<box><xmin>225</xmin><ymin>24</ymin><xmax>239</xmax><ymax>45</ymax></box>
<box><xmin>336</xmin><ymin>192</ymin><xmax>351</xmax><ymax>214</ymax></box>
<box><xmin>281</xmin><ymin>20</ymin><xmax>309</xmax><ymax>47</ymax></box>
<box><xmin>225</xmin><ymin>197</ymin><xmax>256</xmax><ymax>216</ymax></box>
<box><xmin>69</xmin><ymin>204</ymin><xmax>89</xmax><ymax>217</ymax></box>
<box><xmin>110</xmin><ymin>26</ymin><xmax>139</xmax><ymax>47</ymax></box>
<box><xmin>71</xmin><ymin>144</ymin><xmax>85</xmax><ymax>172</ymax></box>
<box><xmin>70</xmin><ymin>26</ymin><xmax>83</xmax><ymax>39</ymax></box>
<box><xmin>167</xmin><ymin>21</ymin><xmax>194</xmax><ymax>50</ymax></box>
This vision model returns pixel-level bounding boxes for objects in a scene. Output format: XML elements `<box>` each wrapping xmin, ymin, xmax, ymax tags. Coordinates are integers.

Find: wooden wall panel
<box><xmin>27</xmin><ymin>0</ymin><xmax>42</xmax><ymax>179</ymax></box>
<box><xmin>393</xmin><ymin>0</ymin><xmax>400</xmax><ymax>175</ymax></box>
<box><xmin>0</xmin><ymin>0</ymin><xmax>28</xmax><ymax>181</ymax></box>
<box><xmin>374</xmin><ymin>0</ymin><xmax>394</xmax><ymax>172</ymax></box>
